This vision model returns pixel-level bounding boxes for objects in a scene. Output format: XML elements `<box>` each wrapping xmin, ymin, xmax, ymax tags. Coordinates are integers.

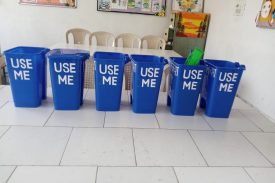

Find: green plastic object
<box><xmin>185</xmin><ymin>48</ymin><xmax>204</xmax><ymax>66</ymax></box>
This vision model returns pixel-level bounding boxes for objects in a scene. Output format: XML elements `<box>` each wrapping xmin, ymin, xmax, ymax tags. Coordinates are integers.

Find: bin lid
<box><xmin>4</xmin><ymin>46</ymin><xmax>50</xmax><ymax>56</ymax></box>
<box><xmin>170</xmin><ymin>57</ymin><xmax>205</xmax><ymax>67</ymax></box>
<box><xmin>47</xmin><ymin>49</ymin><xmax>90</xmax><ymax>60</ymax></box>
<box><xmin>205</xmin><ymin>59</ymin><xmax>246</xmax><ymax>70</ymax></box>
<box><xmin>93</xmin><ymin>51</ymin><xmax>127</xmax><ymax>62</ymax></box>
<box><xmin>130</xmin><ymin>54</ymin><xmax>165</xmax><ymax>64</ymax></box>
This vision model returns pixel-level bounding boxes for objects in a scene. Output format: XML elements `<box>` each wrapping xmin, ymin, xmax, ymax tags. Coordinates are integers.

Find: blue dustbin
<box><xmin>130</xmin><ymin>54</ymin><xmax>167</xmax><ymax>113</ymax></box>
<box><xmin>47</xmin><ymin>49</ymin><xmax>90</xmax><ymax>110</ymax></box>
<box><xmin>167</xmin><ymin>57</ymin><xmax>206</xmax><ymax>116</ymax></box>
<box><xmin>4</xmin><ymin>46</ymin><xmax>49</xmax><ymax>107</ymax></box>
<box><xmin>93</xmin><ymin>52</ymin><xmax>129</xmax><ymax>111</ymax></box>
<box><xmin>200</xmin><ymin>60</ymin><xmax>246</xmax><ymax>118</ymax></box>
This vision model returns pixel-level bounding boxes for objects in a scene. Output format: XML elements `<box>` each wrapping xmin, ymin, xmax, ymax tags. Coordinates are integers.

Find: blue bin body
<box><xmin>200</xmin><ymin>60</ymin><xmax>246</xmax><ymax>118</ymax></box>
<box><xmin>4</xmin><ymin>46</ymin><xmax>49</xmax><ymax>107</ymax></box>
<box><xmin>47</xmin><ymin>49</ymin><xmax>90</xmax><ymax>110</ymax></box>
<box><xmin>130</xmin><ymin>54</ymin><xmax>166</xmax><ymax>113</ymax></box>
<box><xmin>94</xmin><ymin>52</ymin><xmax>128</xmax><ymax>111</ymax></box>
<box><xmin>167</xmin><ymin>57</ymin><xmax>206</xmax><ymax>116</ymax></box>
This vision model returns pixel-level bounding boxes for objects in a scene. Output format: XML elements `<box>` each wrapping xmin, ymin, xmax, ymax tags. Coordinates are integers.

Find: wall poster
<box><xmin>256</xmin><ymin>0</ymin><xmax>275</xmax><ymax>29</ymax></box>
<box><xmin>172</xmin><ymin>0</ymin><xmax>204</xmax><ymax>13</ymax></box>
<box><xmin>97</xmin><ymin>0</ymin><xmax>167</xmax><ymax>16</ymax></box>
<box><xmin>19</xmin><ymin>0</ymin><xmax>76</xmax><ymax>8</ymax></box>
<box><xmin>176</xmin><ymin>12</ymin><xmax>210</xmax><ymax>38</ymax></box>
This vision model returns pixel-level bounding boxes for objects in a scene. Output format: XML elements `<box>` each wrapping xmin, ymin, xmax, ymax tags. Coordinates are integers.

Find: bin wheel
<box><xmin>130</xmin><ymin>94</ymin><xmax>133</xmax><ymax>104</ymax></box>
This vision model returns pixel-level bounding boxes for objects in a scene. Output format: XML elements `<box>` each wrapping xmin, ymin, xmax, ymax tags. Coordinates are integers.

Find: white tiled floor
<box><xmin>0</xmin><ymin>86</ymin><xmax>13</xmax><ymax>101</ymax></box>
<box><xmin>97</xmin><ymin>167</ymin><xmax>178</xmax><ymax>183</ymax></box>
<box><xmin>156</xmin><ymin>107</ymin><xmax>211</xmax><ymax>130</ymax></box>
<box><xmin>245</xmin><ymin>168</ymin><xmax>275</xmax><ymax>183</ymax></box>
<box><xmin>134</xmin><ymin>129</ymin><xmax>206</xmax><ymax>166</ymax></box>
<box><xmin>0</xmin><ymin>166</ymin><xmax>16</xmax><ymax>183</ymax></box>
<box><xmin>233</xmin><ymin>97</ymin><xmax>254</xmax><ymax>110</ymax></box>
<box><xmin>1</xmin><ymin>86</ymin><xmax>275</xmax><ymax>182</ymax></box>
<box><xmin>61</xmin><ymin>128</ymin><xmax>135</xmax><ymax>166</ymax></box>
<box><xmin>46</xmin><ymin>103</ymin><xmax>105</xmax><ymax>128</ymax></box>
<box><xmin>0</xmin><ymin>126</ymin><xmax>9</xmax><ymax>137</ymax></box>
<box><xmin>105</xmin><ymin>106</ymin><xmax>159</xmax><ymax>129</ymax></box>
<box><xmin>0</xmin><ymin>127</ymin><xmax>71</xmax><ymax>165</ymax></box>
<box><xmin>174</xmin><ymin>167</ymin><xmax>254</xmax><ymax>183</ymax></box>
<box><xmin>7</xmin><ymin>166</ymin><xmax>97</xmax><ymax>183</ymax></box>
<box><xmin>204</xmin><ymin>110</ymin><xmax>261</xmax><ymax>132</ymax></box>
<box><xmin>0</xmin><ymin>101</ymin><xmax>53</xmax><ymax>126</ymax></box>
<box><xmin>240</xmin><ymin>109</ymin><xmax>275</xmax><ymax>132</ymax></box>
<box><xmin>189</xmin><ymin>131</ymin><xmax>272</xmax><ymax>167</ymax></box>
<box><xmin>243</xmin><ymin>132</ymin><xmax>275</xmax><ymax>165</ymax></box>
<box><xmin>0</xmin><ymin>100</ymin><xmax>7</xmax><ymax>108</ymax></box>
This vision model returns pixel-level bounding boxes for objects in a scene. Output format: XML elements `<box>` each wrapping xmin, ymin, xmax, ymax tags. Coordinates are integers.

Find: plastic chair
<box><xmin>115</xmin><ymin>33</ymin><xmax>141</xmax><ymax>48</ymax></box>
<box><xmin>160</xmin><ymin>64</ymin><xmax>171</xmax><ymax>92</ymax></box>
<box><xmin>115</xmin><ymin>33</ymin><xmax>141</xmax><ymax>90</ymax></box>
<box><xmin>89</xmin><ymin>31</ymin><xmax>115</xmax><ymax>47</ymax></box>
<box><xmin>66</xmin><ymin>28</ymin><xmax>91</xmax><ymax>45</ymax></box>
<box><xmin>141</xmin><ymin>35</ymin><xmax>166</xmax><ymax>50</ymax></box>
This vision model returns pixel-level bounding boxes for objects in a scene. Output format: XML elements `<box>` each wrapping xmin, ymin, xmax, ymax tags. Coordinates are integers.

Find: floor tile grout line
<box><xmin>94</xmin><ymin>166</ymin><xmax>99</xmax><ymax>183</ymax></box>
<box><xmin>201</xmin><ymin>115</ymin><xmax>215</xmax><ymax>131</ymax></box>
<box><xmin>242</xmin><ymin>167</ymin><xmax>257</xmax><ymax>183</ymax></box>
<box><xmin>0</xmin><ymin>126</ymin><xmax>11</xmax><ymax>141</ymax></box>
<box><xmin>0</xmin><ymin>124</ymin><xmax>273</xmax><ymax>133</ymax></box>
<box><xmin>0</xmin><ymin>101</ymin><xmax>9</xmax><ymax>109</ymax></box>
<box><xmin>131</xmin><ymin>129</ymin><xmax>138</xmax><ymax>166</ymax></box>
<box><xmin>238</xmin><ymin>110</ymin><xmax>264</xmax><ymax>132</ymax></box>
<box><xmin>103</xmin><ymin>112</ymin><xmax>107</xmax><ymax>128</ymax></box>
<box><xmin>240</xmin><ymin>132</ymin><xmax>274</xmax><ymax>166</ymax></box>
<box><xmin>42</xmin><ymin>110</ymin><xmax>55</xmax><ymax>127</ymax></box>
<box><xmin>5</xmin><ymin>166</ymin><xmax>17</xmax><ymax>183</ymax></box>
<box><xmin>154</xmin><ymin>114</ymin><xmax>161</xmax><ymax>129</ymax></box>
<box><xmin>172</xmin><ymin>167</ymin><xmax>180</xmax><ymax>183</ymax></box>
<box><xmin>200</xmin><ymin>115</ymin><xmax>214</xmax><ymax>131</ymax></box>
<box><xmin>59</xmin><ymin>128</ymin><xmax>74</xmax><ymax>166</ymax></box>
<box><xmin>2</xmin><ymin>165</ymin><xmax>275</xmax><ymax>168</ymax></box>
<box><xmin>187</xmin><ymin>130</ymin><xmax>209</xmax><ymax>167</ymax></box>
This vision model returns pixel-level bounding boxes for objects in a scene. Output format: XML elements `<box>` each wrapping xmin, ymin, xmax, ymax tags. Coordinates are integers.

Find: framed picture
<box><xmin>19</xmin><ymin>0</ymin><xmax>77</xmax><ymax>8</ymax></box>
<box><xmin>97</xmin><ymin>0</ymin><xmax>167</xmax><ymax>17</ymax></box>
<box><xmin>172</xmin><ymin>0</ymin><xmax>204</xmax><ymax>13</ymax></box>
<box><xmin>176</xmin><ymin>12</ymin><xmax>210</xmax><ymax>38</ymax></box>
<box><xmin>256</xmin><ymin>0</ymin><xmax>275</xmax><ymax>29</ymax></box>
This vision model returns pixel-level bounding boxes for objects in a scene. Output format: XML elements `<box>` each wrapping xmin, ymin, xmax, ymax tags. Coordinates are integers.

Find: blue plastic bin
<box><xmin>93</xmin><ymin>52</ymin><xmax>128</xmax><ymax>111</ymax></box>
<box><xmin>200</xmin><ymin>60</ymin><xmax>246</xmax><ymax>118</ymax></box>
<box><xmin>47</xmin><ymin>49</ymin><xmax>90</xmax><ymax>110</ymax></box>
<box><xmin>167</xmin><ymin>57</ymin><xmax>206</xmax><ymax>116</ymax></box>
<box><xmin>130</xmin><ymin>54</ymin><xmax>167</xmax><ymax>113</ymax></box>
<box><xmin>4</xmin><ymin>46</ymin><xmax>49</xmax><ymax>107</ymax></box>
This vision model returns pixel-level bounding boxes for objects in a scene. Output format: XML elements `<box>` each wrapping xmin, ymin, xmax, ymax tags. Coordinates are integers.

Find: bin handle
<box><xmin>163</xmin><ymin>58</ymin><xmax>168</xmax><ymax>65</ymax></box>
<box><xmin>235</xmin><ymin>62</ymin><xmax>246</xmax><ymax>70</ymax></box>
<box><xmin>125</xmin><ymin>54</ymin><xmax>130</xmax><ymax>64</ymax></box>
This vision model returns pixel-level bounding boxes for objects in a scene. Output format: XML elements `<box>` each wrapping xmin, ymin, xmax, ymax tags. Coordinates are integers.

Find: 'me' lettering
<box><xmin>99</xmin><ymin>64</ymin><xmax>119</xmax><ymax>86</ymax></box>
<box><xmin>140</xmin><ymin>67</ymin><xmax>160</xmax><ymax>88</ymax></box>
<box><xmin>218</xmin><ymin>72</ymin><xmax>238</xmax><ymax>92</ymax></box>
<box><xmin>11</xmin><ymin>58</ymin><xmax>33</xmax><ymax>80</ymax></box>
<box><xmin>54</xmin><ymin>62</ymin><xmax>76</xmax><ymax>85</ymax></box>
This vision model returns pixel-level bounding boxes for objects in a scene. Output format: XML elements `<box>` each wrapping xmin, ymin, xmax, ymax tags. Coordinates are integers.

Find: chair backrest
<box><xmin>66</xmin><ymin>28</ymin><xmax>91</xmax><ymax>44</ymax></box>
<box><xmin>141</xmin><ymin>35</ymin><xmax>166</xmax><ymax>50</ymax></box>
<box><xmin>115</xmin><ymin>33</ymin><xmax>141</xmax><ymax>48</ymax></box>
<box><xmin>89</xmin><ymin>31</ymin><xmax>115</xmax><ymax>47</ymax></box>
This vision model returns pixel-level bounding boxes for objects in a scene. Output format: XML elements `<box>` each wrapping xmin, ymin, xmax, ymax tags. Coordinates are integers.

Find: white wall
<box><xmin>0</xmin><ymin>0</ymin><xmax>172</xmax><ymax>50</ymax></box>
<box><xmin>204</xmin><ymin>0</ymin><xmax>275</xmax><ymax>120</ymax></box>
